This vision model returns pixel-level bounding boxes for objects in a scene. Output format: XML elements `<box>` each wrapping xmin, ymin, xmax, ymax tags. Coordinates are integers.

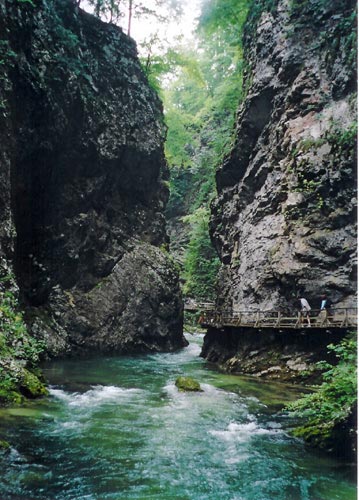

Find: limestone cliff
<box><xmin>0</xmin><ymin>0</ymin><xmax>186</xmax><ymax>359</ymax></box>
<box><xmin>210</xmin><ymin>0</ymin><xmax>356</xmax><ymax>313</ymax></box>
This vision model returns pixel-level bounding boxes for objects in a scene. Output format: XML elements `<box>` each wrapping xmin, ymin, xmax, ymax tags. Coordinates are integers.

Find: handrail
<box><xmin>198</xmin><ymin>307</ymin><xmax>357</xmax><ymax>330</ymax></box>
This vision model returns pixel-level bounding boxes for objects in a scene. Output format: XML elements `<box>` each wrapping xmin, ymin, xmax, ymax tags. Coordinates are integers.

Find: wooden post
<box><xmin>276</xmin><ymin>311</ymin><xmax>281</xmax><ymax>327</ymax></box>
<box><xmin>341</xmin><ymin>308</ymin><xmax>348</xmax><ymax>327</ymax></box>
<box><xmin>296</xmin><ymin>311</ymin><xmax>302</xmax><ymax>328</ymax></box>
<box><xmin>323</xmin><ymin>309</ymin><xmax>328</xmax><ymax>326</ymax></box>
<box><xmin>318</xmin><ymin>310</ymin><xmax>325</xmax><ymax>327</ymax></box>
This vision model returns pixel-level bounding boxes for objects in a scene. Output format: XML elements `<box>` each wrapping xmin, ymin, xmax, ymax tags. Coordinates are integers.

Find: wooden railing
<box><xmin>198</xmin><ymin>308</ymin><xmax>357</xmax><ymax>330</ymax></box>
<box><xmin>184</xmin><ymin>300</ymin><xmax>215</xmax><ymax>312</ymax></box>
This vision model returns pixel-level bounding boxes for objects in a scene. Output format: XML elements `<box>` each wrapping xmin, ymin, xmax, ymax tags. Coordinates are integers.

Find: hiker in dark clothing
<box><xmin>320</xmin><ymin>294</ymin><xmax>332</xmax><ymax>323</ymax></box>
<box><xmin>320</xmin><ymin>294</ymin><xmax>332</xmax><ymax>311</ymax></box>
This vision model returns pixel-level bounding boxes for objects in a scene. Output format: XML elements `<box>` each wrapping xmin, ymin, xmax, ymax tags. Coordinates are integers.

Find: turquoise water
<box><xmin>0</xmin><ymin>334</ymin><xmax>356</xmax><ymax>500</ymax></box>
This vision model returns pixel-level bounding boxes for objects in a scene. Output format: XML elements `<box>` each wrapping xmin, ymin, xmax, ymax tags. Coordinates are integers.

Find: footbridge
<box><xmin>184</xmin><ymin>300</ymin><xmax>357</xmax><ymax>330</ymax></box>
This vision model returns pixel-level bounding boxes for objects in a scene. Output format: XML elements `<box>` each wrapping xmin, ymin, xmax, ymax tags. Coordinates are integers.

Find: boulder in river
<box><xmin>175</xmin><ymin>376</ymin><xmax>203</xmax><ymax>392</ymax></box>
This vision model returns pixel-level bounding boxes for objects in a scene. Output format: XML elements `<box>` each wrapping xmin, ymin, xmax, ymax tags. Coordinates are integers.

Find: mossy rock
<box><xmin>0</xmin><ymin>439</ymin><xmax>10</xmax><ymax>452</ymax></box>
<box><xmin>292</xmin><ymin>419</ymin><xmax>356</xmax><ymax>459</ymax></box>
<box><xmin>175</xmin><ymin>376</ymin><xmax>203</xmax><ymax>392</ymax></box>
<box><xmin>0</xmin><ymin>389</ymin><xmax>24</xmax><ymax>406</ymax></box>
<box><xmin>292</xmin><ymin>424</ymin><xmax>331</xmax><ymax>446</ymax></box>
<box><xmin>19</xmin><ymin>369</ymin><xmax>48</xmax><ymax>399</ymax></box>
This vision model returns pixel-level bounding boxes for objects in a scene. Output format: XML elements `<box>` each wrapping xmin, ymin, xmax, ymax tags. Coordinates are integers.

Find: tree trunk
<box><xmin>128</xmin><ymin>0</ymin><xmax>133</xmax><ymax>36</ymax></box>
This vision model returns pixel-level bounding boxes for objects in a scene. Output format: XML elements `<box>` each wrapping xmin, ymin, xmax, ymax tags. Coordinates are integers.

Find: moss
<box><xmin>0</xmin><ymin>439</ymin><xmax>10</xmax><ymax>452</ymax></box>
<box><xmin>19</xmin><ymin>369</ymin><xmax>49</xmax><ymax>399</ymax></box>
<box><xmin>298</xmin><ymin>137</ymin><xmax>327</xmax><ymax>152</ymax></box>
<box><xmin>0</xmin><ymin>288</ymin><xmax>46</xmax><ymax>406</ymax></box>
<box><xmin>287</xmin><ymin>335</ymin><xmax>357</xmax><ymax>458</ymax></box>
<box><xmin>175</xmin><ymin>376</ymin><xmax>203</xmax><ymax>392</ymax></box>
<box><xmin>0</xmin><ymin>389</ymin><xmax>24</xmax><ymax>406</ymax></box>
<box><xmin>326</xmin><ymin>123</ymin><xmax>357</xmax><ymax>154</ymax></box>
<box><xmin>291</xmin><ymin>415</ymin><xmax>356</xmax><ymax>459</ymax></box>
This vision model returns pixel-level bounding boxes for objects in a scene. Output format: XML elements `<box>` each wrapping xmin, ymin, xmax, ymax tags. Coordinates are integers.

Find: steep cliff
<box><xmin>210</xmin><ymin>0</ymin><xmax>356</xmax><ymax>313</ymax></box>
<box><xmin>0</xmin><ymin>0</ymin><xmax>186</xmax><ymax>363</ymax></box>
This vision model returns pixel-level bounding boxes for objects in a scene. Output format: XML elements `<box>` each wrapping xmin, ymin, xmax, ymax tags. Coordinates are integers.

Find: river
<box><xmin>0</xmin><ymin>334</ymin><xmax>356</xmax><ymax>500</ymax></box>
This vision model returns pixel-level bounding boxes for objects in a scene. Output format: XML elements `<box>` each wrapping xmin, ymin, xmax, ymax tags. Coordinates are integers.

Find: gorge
<box><xmin>0</xmin><ymin>0</ymin><xmax>357</xmax><ymax>496</ymax></box>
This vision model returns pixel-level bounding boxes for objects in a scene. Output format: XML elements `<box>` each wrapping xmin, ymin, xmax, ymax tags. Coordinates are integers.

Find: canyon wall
<box><xmin>210</xmin><ymin>0</ymin><xmax>356</xmax><ymax>313</ymax></box>
<box><xmin>0</xmin><ymin>0</ymin><xmax>186</xmax><ymax>358</ymax></box>
<box><xmin>201</xmin><ymin>0</ymin><xmax>356</xmax><ymax>386</ymax></box>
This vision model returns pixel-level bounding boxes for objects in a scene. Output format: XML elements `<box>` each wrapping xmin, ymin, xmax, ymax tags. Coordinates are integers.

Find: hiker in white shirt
<box><xmin>299</xmin><ymin>297</ymin><xmax>311</xmax><ymax>327</ymax></box>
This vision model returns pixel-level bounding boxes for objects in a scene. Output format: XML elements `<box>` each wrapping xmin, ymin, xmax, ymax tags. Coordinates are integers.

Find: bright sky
<box><xmin>131</xmin><ymin>0</ymin><xmax>201</xmax><ymax>46</ymax></box>
<box><xmin>82</xmin><ymin>0</ymin><xmax>203</xmax><ymax>55</ymax></box>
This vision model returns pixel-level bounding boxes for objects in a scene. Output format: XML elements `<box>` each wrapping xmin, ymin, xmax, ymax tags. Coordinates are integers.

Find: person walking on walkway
<box><xmin>320</xmin><ymin>294</ymin><xmax>332</xmax><ymax>312</ymax></box>
<box><xmin>299</xmin><ymin>296</ymin><xmax>311</xmax><ymax>327</ymax></box>
<box><xmin>320</xmin><ymin>293</ymin><xmax>332</xmax><ymax>324</ymax></box>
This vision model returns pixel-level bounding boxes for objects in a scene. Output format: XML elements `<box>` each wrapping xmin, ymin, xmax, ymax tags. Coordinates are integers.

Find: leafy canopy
<box><xmin>161</xmin><ymin>0</ymin><xmax>250</xmax><ymax>299</ymax></box>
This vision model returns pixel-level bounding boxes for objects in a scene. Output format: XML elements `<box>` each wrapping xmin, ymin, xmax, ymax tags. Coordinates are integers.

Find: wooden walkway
<box><xmin>184</xmin><ymin>301</ymin><xmax>357</xmax><ymax>330</ymax></box>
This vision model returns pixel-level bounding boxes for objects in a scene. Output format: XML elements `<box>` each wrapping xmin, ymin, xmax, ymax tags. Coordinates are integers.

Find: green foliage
<box><xmin>289</xmin><ymin>0</ymin><xmax>319</xmax><ymax>17</ymax></box>
<box><xmin>293</xmin><ymin>171</ymin><xmax>321</xmax><ymax>194</ymax></box>
<box><xmin>182</xmin><ymin>207</ymin><xmax>220</xmax><ymax>300</ymax></box>
<box><xmin>17</xmin><ymin>0</ymin><xmax>35</xmax><ymax>6</ymax></box>
<box><xmin>0</xmin><ymin>439</ymin><xmax>11</xmax><ymax>451</ymax></box>
<box><xmin>52</xmin><ymin>32</ymin><xmax>85</xmax><ymax>77</ymax></box>
<box><xmin>288</xmin><ymin>120</ymin><xmax>357</xmax><ymax>217</ymax></box>
<box><xmin>0</xmin><ymin>291</ymin><xmax>44</xmax><ymax>365</ymax></box>
<box><xmin>286</xmin><ymin>334</ymin><xmax>357</xmax><ymax>451</ymax></box>
<box><xmin>165</xmin><ymin>166</ymin><xmax>192</xmax><ymax>218</ymax></box>
<box><xmin>0</xmin><ymin>40</ymin><xmax>17</xmax><ymax>68</ymax></box>
<box><xmin>323</xmin><ymin>7</ymin><xmax>357</xmax><ymax>73</ymax></box>
<box><xmin>326</xmin><ymin>122</ymin><xmax>357</xmax><ymax>153</ymax></box>
<box><xmin>244</xmin><ymin>0</ymin><xmax>278</xmax><ymax>38</ymax></box>
<box><xmin>164</xmin><ymin>0</ymin><xmax>249</xmax><ymax>170</ymax></box>
<box><xmin>88</xmin><ymin>0</ymin><xmax>122</xmax><ymax>22</ymax></box>
<box><xmin>288</xmin><ymin>0</ymin><xmax>357</xmax><ymax>72</ymax></box>
<box><xmin>339</xmin><ymin>8</ymin><xmax>357</xmax><ymax>68</ymax></box>
<box><xmin>162</xmin><ymin>0</ymin><xmax>250</xmax><ymax>300</ymax></box>
<box><xmin>88</xmin><ymin>0</ymin><xmax>182</xmax><ymax>31</ymax></box>
<box><xmin>0</xmin><ymin>285</ymin><xmax>45</xmax><ymax>405</ymax></box>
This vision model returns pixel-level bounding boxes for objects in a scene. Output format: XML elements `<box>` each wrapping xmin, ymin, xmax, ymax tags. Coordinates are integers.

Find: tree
<box><xmin>88</xmin><ymin>0</ymin><xmax>123</xmax><ymax>23</ymax></box>
<box><xmin>87</xmin><ymin>0</ymin><xmax>182</xmax><ymax>35</ymax></box>
<box><xmin>163</xmin><ymin>0</ymin><xmax>251</xmax><ymax>300</ymax></box>
<box><xmin>182</xmin><ymin>207</ymin><xmax>220</xmax><ymax>300</ymax></box>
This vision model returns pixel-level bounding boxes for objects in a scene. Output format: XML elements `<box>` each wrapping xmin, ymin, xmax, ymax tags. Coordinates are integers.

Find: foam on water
<box><xmin>210</xmin><ymin>419</ymin><xmax>283</xmax><ymax>444</ymax></box>
<box><xmin>49</xmin><ymin>385</ymin><xmax>144</xmax><ymax>408</ymax></box>
<box><xmin>183</xmin><ymin>341</ymin><xmax>202</xmax><ymax>356</ymax></box>
<box><xmin>1</xmin><ymin>336</ymin><xmax>355</xmax><ymax>500</ymax></box>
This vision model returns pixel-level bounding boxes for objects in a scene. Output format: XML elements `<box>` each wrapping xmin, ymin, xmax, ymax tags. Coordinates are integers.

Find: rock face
<box><xmin>0</xmin><ymin>0</ymin><xmax>186</xmax><ymax>356</ymax></box>
<box><xmin>202</xmin><ymin>326</ymin><xmax>347</xmax><ymax>382</ymax></box>
<box><xmin>210</xmin><ymin>0</ymin><xmax>357</xmax><ymax>313</ymax></box>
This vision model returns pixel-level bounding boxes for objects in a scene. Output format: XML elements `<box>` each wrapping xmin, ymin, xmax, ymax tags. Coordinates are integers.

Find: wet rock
<box><xmin>201</xmin><ymin>326</ymin><xmax>347</xmax><ymax>383</ymax></box>
<box><xmin>175</xmin><ymin>376</ymin><xmax>203</xmax><ymax>392</ymax></box>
